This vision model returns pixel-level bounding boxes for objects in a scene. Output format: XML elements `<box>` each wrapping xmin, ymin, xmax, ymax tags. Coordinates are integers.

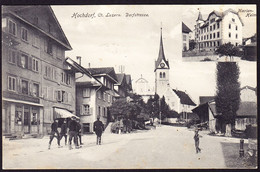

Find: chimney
<box><xmin>88</xmin><ymin>63</ymin><xmax>91</xmax><ymax>68</ymax></box>
<box><xmin>76</xmin><ymin>56</ymin><xmax>81</xmax><ymax>65</ymax></box>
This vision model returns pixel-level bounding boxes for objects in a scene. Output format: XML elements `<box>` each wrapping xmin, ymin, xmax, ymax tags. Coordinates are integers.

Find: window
<box><xmin>217</xmin><ymin>23</ymin><xmax>219</xmax><ymax>29</ymax></box>
<box><xmin>204</xmin><ymin>35</ymin><xmax>206</xmax><ymax>40</ymax></box>
<box><xmin>183</xmin><ymin>35</ymin><xmax>186</xmax><ymax>41</ymax></box>
<box><xmin>162</xmin><ymin>72</ymin><xmax>165</xmax><ymax>78</ymax></box>
<box><xmin>8</xmin><ymin>20</ymin><xmax>16</xmax><ymax>36</ymax></box>
<box><xmin>20</xmin><ymin>54</ymin><xmax>29</xmax><ymax>69</ymax></box>
<box><xmin>159</xmin><ymin>72</ymin><xmax>162</xmax><ymax>78</ymax></box>
<box><xmin>236</xmin><ymin>26</ymin><xmax>238</xmax><ymax>30</ymax></box>
<box><xmin>213</xmin><ymin>24</ymin><xmax>215</xmax><ymax>30</ymax></box>
<box><xmin>103</xmin><ymin>107</ymin><xmax>106</xmax><ymax>117</ymax></box>
<box><xmin>15</xmin><ymin>105</ymin><xmax>22</xmax><ymax>125</ymax></box>
<box><xmin>217</xmin><ymin>32</ymin><xmax>220</xmax><ymax>38</ymax></box>
<box><xmin>236</xmin><ymin>34</ymin><xmax>238</xmax><ymax>39</ymax></box>
<box><xmin>56</xmin><ymin>47</ymin><xmax>63</xmax><ymax>60</ymax></box>
<box><xmin>32</xmin><ymin>83</ymin><xmax>39</xmax><ymax>97</ymax></box>
<box><xmin>8</xmin><ymin>76</ymin><xmax>16</xmax><ymax>91</ymax></box>
<box><xmin>210</xmin><ymin>26</ymin><xmax>212</xmax><ymax>31</ymax></box>
<box><xmin>229</xmin><ymin>24</ymin><xmax>231</xmax><ymax>29</ymax></box>
<box><xmin>236</xmin><ymin>43</ymin><xmax>238</xmax><ymax>46</ymax></box>
<box><xmin>83</xmin><ymin>88</ymin><xmax>91</xmax><ymax>98</ymax></box>
<box><xmin>108</xmin><ymin>94</ymin><xmax>111</xmax><ymax>103</ymax></box>
<box><xmin>201</xmin><ymin>36</ymin><xmax>203</xmax><ymax>40</ymax></box>
<box><xmin>8</xmin><ymin>49</ymin><xmax>16</xmax><ymax>64</ymax></box>
<box><xmin>98</xmin><ymin>91</ymin><xmax>101</xmax><ymax>99</ymax></box>
<box><xmin>32</xmin><ymin>58</ymin><xmax>39</xmax><ymax>72</ymax></box>
<box><xmin>217</xmin><ymin>41</ymin><xmax>220</xmax><ymax>46</ymax></box>
<box><xmin>103</xmin><ymin>92</ymin><xmax>106</xmax><ymax>101</ymax></box>
<box><xmin>207</xmin><ymin>35</ymin><xmax>208</xmax><ymax>39</ymax></box>
<box><xmin>21</xmin><ymin>80</ymin><xmax>29</xmax><ymax>95</ymax></box>
<box><xmin>66</xmin><ymin>74</ymin><xmax>71</xmax><ymax>85</ymax></box>
<box><xmin>31</xmin><ymin>112</ymin><xmax>38</xmax><ymax>125</ymax></box>
<box><xmin>82</xmin><ymin>104</ymin><xmax>90</xmax><ymax>115</ymax></box>
<box><xmin>232</xmin><ymin>18</ymin><xmax>235</xmax><ymax>22</ymax></box>
<box><xmin>44</xmin><ymin>65</ymin><xmax>53</xmax><ymax>79</ymax></box>
<box><xmin>210</xmin><ymin>34</ymin><xmax>212</xmax><ymax>39</ymax></box>
<box><xmin>229</xmin><ymin>32</ymin><xmax>231</xmax><ymax>38</ymax></box>
<box><xmin>98</xmin><ymin>106</ymin><xmax>101</xmax><ymax>116</ymax></box>
<box><xmin>21</xmin><ymin>27</ymin><xmax>28</xmax><ymax>41</ymax></box>
<box><xmin>213</xmin><ymin>42</ymin><xmax>216</xmax><ymax>46</ymax></box>
<box><xmin>210</xmin><ymin>18</ymin><xmax>215</xmax><ymax>23</ymax></box>
<box><xmin>213</xmin><ymin>33</ymin><xmax>215</xmax><ymax>38</ymax></box>
<box><xmin>62</xmin><ymin>91</ymin><xmax>68</xmax><ymax>103</ymax></box>
<box><xmin>44</xmin><ymin>39</ymin><xmax>53</xmax><ymax>55</ymax></box>
<box><xmin>32</xmin><ymin>33</ymin><xmax>39</xmax><ymax>48</ymax></box>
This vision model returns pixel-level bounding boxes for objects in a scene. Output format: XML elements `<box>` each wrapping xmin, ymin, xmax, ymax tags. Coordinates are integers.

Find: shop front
<box><xmin>2</xmin><ymin>99</ymin><xmax>43</xmax><ymax>137</ymax></box>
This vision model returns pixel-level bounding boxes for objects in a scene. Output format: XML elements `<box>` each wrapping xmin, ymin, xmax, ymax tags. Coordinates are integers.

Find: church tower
<box><xmin>154</xmin><ymin>27</ymin><xmax>170</xmax><ymax>98</ymax></box>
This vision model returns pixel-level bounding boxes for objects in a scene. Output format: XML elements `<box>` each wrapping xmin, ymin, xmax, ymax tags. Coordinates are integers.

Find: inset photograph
<box><xmin>182</xmin><ymin>5</ymin><xmax>256</xmax><ymax>62</ymax></box>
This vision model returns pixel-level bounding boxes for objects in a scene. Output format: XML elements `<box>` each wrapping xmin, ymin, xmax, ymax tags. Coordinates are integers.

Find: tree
<box><xmin>160</xmin><ymin>96</ymin><xmax>169</xmax><ymax>120</ymax></box>
<box><xmin>215</xmin><ymin>42</ymin><xmax>240</xmax><ymax>61</ymax></box>
<box><xmin>215</xmin><ymin>62</ymin><xmax>240</xmax><ymax>136</ymax></box>
<box><xmin>189</xmin><ymin>39</ymin><xmax>196</xmax><ymax>51</ymax></box>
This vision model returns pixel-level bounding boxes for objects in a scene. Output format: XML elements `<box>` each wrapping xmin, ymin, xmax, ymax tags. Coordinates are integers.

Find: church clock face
<box><xmin>160</xmin><ymin>63</ymin><xmax>165</xmax><ymax>68</ymax></box>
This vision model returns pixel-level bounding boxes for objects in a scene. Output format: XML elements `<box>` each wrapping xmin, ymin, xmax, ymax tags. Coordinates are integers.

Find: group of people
<box><xmin>48</xmin><ymin>116</ymin><xmax>104</xmax><ymax>150</ymax></box>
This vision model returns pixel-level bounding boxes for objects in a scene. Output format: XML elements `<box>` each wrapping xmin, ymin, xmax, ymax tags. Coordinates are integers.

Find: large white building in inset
<box><xmin>195</xmin><ymin>9</ymin><xmax>243</xmax><ymax>51</ymax></box>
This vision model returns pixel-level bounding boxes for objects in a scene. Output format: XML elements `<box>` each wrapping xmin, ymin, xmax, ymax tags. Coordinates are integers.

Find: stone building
<box><xmin>2</xmin><ymin>6</ymin><xmax>76</xmax><ymax>137</ymax></box>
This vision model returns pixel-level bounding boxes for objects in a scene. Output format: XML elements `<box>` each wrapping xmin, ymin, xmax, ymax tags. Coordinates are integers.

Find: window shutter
<box><xmin>28</xmin><ymin>56</ymin><xmax>32</xmax><ymax>70</ymax></box>
<box><xmin>17</xmin><ymin>78</ymin><xmax>21</xmax><ymax>93</ymax></box>
<box><xmin>17</xmin><ymin>52</ymin><xmax>22</xmax><ymax>67</ymax></box>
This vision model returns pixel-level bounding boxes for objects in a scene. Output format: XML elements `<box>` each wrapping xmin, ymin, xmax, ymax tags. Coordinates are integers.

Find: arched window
<box><xmin>163</xmin><ymin>72</ymin><xmax>166</xmax><ymax>78</ymax></box>
<box><xmin>159</xmin><ymin>72</ymin><xmax>162</xmax><ymax>78</ymax></box>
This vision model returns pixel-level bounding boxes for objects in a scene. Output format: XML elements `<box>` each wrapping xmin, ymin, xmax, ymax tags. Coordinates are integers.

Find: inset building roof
<box><xmin>182</xmin><ymin>22</ymin><xmax>192</xmax><ymax>33</ymax></box>
<box><xmin>172</xmin><ymin>89</ymin><xmax>196</xmax><ymax>106</ymax></box>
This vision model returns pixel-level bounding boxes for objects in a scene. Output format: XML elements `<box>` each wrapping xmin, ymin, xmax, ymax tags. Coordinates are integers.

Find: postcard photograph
<box><xmin>2</xmin><ymin>4</ymin><xmax>257</xmax><ymax>169</ymax></box>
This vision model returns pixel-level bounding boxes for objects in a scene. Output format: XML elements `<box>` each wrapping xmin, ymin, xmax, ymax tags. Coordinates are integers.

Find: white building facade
<box><xmin>195</xmin><ymin>9</ymin><xmax>243</xmax><ymax>51</ymax></box>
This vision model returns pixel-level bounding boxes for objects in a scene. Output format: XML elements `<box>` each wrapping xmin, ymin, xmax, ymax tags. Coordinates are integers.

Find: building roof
<box><xmin>206</xmin><ymin>8</ymin><xmax>244</xmax><ymax>26</ymax></box>
<box><xmin>197</xmin><ymin>11</ymin><xmax>203</xmax><ymax>21</ymax></box>
<box><xmin>172</xmin><ymin>89</ymin><xmax>196</xmax><ymax>106</ymax></box>
<box><xmin>87</xmin><ymin>67</ymin><xmax>118</xmax><ymax>83</ymax></box>
<box><xmin>182</xmin><ymin>22</ymin><xmax>192</xmax><ymax>33</ymax></box>
<box><xmin>237</xmin><ymin>102</ymin><xmax>257</xmax><ymax>118</ymax></box>
<box><xmin>125</xmin><ymin>74</ymin><xmax>133</xmax><ymax>91</ymax></box>
<box><xmin>155</xmin><ymin>28</ymin><xmax>169</xmax><ymax>71</ymax></box>
<box><xmin>3</xmin><ymin>6</ymin><xmax>72</xmax><ymax>50</ymax></box>
<box><xmin>65</xmin><ymin>57</ymin><xmax>92</xmax><ymax>77</ymax></box>
<box><xmin>116</xmin><ymin>73</ymin><xmax>125</xmax><ymax>85</ymax></box>
<box><xmin>199</xmin><ymin>96</ymin><xmax>215</xmax><ymax>105</ymax></box>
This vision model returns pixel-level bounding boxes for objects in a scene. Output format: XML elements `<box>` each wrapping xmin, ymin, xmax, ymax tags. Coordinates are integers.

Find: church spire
<box><xmin>155</xmin><ymin>26</ymin><xmax>169</xmax><ymax>71</ymax></box>
<box><xmin>197</xmin><ymin>11</ymin><xmax>203</xmax><ymax>21</ymax></box>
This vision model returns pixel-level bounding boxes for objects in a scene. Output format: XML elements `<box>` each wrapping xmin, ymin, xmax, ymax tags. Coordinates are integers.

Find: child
<box><xmin>194</xmin><ymin>129</ymin><xmax>202</xmax><ymax>153</ymax></box>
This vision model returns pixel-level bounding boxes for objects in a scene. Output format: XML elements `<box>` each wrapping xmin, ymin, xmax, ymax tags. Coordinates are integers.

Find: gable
<box><xmin>7</xmin><ymin>6</ymin><xmax>71</xmax><ymax>50</ymax></box>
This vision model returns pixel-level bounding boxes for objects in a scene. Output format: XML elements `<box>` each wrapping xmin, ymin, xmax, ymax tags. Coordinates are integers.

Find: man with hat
<box><xmin>48</xmin><ymin>119</ymin><xmax>61</xmax><ymax>149</ymax></box>
<box><xmin>68</xmin><ymin>116</ymin><xmax>78</xmax><ymax>149</ymax></box>
<box><xmin>93</xmin><ymin>117</ymin><xmax>104</xmax><ymax>145</ymax></box>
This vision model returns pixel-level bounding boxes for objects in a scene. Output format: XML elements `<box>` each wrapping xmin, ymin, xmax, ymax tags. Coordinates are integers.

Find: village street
<box><xmin>3</xmin><ymin>125</ymin><xmax>246</xmax><ymax>169</ymax></box>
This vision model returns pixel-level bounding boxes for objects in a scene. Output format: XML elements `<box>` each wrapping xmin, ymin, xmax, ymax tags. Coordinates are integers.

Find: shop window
<box><xmin>8</xmin><ymin>76</ymin><xmax>16</xmax><ymax>91</ymax></box>
<box><xmin>8</xmin><ymin>49</ymin><xmax>16</xmax><ymax>64</ymax></box>
<box><xmin>83</xmin><ymin>88</ymin><xmax>91</xmax><ymax>98</ymax></box>
<box><xmin>8</xmin><ymin>19</ymin><xmax>17</xmax><ymax>36</ymax></box>
<box><xmin>31</xmin><ymin>112</ymin><xmax>38</xmax><ymax>125</ymax></box>
<box><xmin>21</xmin><ymin>27</ymin><xmax>28</xmax><ymax>42</ymax></box>
<box><xmin>22</xmin><ymin>80</ymin><xmax>29</xmax><ymax>95</ymax></box>
<box><xmin>15</xmin><ymin>105</ymin><xmax>22</xmax><ymax>125</ymax></box>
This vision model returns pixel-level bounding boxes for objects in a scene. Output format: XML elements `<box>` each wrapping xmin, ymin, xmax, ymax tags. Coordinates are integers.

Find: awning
<box><xmin>54</xmin><ymin>108</ymin><xmax>79</xmax><ymax>119</ymax></box>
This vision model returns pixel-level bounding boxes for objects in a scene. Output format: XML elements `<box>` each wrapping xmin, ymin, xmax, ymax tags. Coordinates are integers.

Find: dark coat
<box><xmin>94</xmin><ymin>120</ymin><xmax>104</xmax><ymax>133</ymax></box>
<box><xmin>68</xmin><ymin>120</ymin><xmax>77</xmax><ymax>132</ymax></box>
<box><xmin>60</xmin><ymin>123</ymin><xmax>67</xmax><ymax>134</ymax></box>
<box><xmin>51</xmin><ymin>122</ymin><xmax>58</xmax><ymax>132</ymax></box>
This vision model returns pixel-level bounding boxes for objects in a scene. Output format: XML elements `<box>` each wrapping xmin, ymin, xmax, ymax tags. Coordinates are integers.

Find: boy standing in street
<box><xmin>60</xmin><ymin>120</ymin><xmax>68</xmax><ymax>146</ymax></box>
<box><xmin>68</xmin><ymin>116</ymin><xmax>78</xmax><ymax>150</ymax></box>
<box><xmin>194</xmin><ymin>128</ymin><xmax>202</xmax><ymax>153</ymax></box>
<box><xmin>93</xmin><ymin>117</ymin><xmax>104</xmax><ymax>145</ymax></box>
<box><xmin>48</xmin><ymin>119</ymin><xmax>61</xmax><ymax>149</ymax></box>
<box><xmin>76</xmin><ymin>118</ymin><xmax>83</xmax><ymax>147</ymax></box>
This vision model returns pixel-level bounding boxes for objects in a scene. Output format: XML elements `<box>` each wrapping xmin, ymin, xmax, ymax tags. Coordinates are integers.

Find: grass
<box><xmin>220</xmin><ymin>142</ymin><xmax>257</xmax><ymax>169</ymax></box>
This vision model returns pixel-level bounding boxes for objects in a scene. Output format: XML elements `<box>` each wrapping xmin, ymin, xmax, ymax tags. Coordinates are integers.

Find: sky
<box><xmin>52</xmin><ymin>5</ymin><xmax>257</xmax><ymax>104</ymax></box>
